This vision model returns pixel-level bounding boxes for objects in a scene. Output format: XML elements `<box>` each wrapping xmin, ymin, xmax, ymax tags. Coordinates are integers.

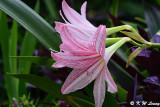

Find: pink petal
<box><xmin>104</xmin><ymin>66</ymin><xmax>117</xmax><ymax>93</ymax></box>
<box><xmin>64</xmin><ymin>24</ymin><xmax>90</xmax><ymax>40</ymax></box>
<box><xmin>94</xmin><ymin>71</ymin><xmax>105</xmax><ymax>107</ymax></box>
<box><xmin>52</xmin><ymin>62</ymin><xmax>65</xmax><ymax>68</ymax></box>
<box><xmin>59</xmin><ymin>10</ymin><xmax>69</xmax><ymax>24</ymax></box>
<box><xmin>60</xmin><ymin>43</ymin><xmax>97</xmax><ymax>56</ymax></box>
<box><xmin>60</xmin><ymin>25</ymin><xmax>90</xmax><ymax>51</ymax></box>
<box><xmin>62</xmin><ymin>0</ymin><xmax>94</xmax><ymax>28</ymax></box>
<box><xmin>81</xmin><ymin>2</ymin><xmax>87</xmax><ymax>19</ymax></box>
<box><xmin>51</xmin><ymin>51</ymin><xmax>100</xmax><ymax>69</ymax></box>
<box><xmin>88</xmin><ymin>25</ymin><xmax>106</xmax><ymax>57</ymax></box>
<box><xmin>55</xmin><ymin>21</ymin><xmax>65</xmax><ymax>33</ymax></box>
<box><xmin>61</xmin><ymin>58</ymin><xmax>104</xmax><ymax>94</ymax></box>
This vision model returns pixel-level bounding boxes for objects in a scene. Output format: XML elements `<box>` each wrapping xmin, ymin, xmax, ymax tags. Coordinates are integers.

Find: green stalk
<box><xmin>149</xmin><ymin>42</ymin><xmax>160</xmax><ymax>48</ymax></box>
<box><xmin>106</xmin><ymin>25</ymin><xmax>148</xmax><ymax>44</ymax></box>
<box><xmin>106</xmin><ymin>37</ymin><xmax>145</xmax><ymax>48</ymax></box>
<box><xmin>105</xmin><ymin>38</ymin><xmax>122</xmax><ymax>46</ymax></box>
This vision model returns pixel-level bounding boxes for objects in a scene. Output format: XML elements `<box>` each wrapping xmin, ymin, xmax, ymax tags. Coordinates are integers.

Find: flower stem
<box><xmin>105</xmin><ymin>38</ymin><xmax>122</xmax><ymax>46</ymax></box>
<box><xmin>106</xmin><ymin>37</ymin><xmax>145</xmax><ymax>48</ymax></box>
<box><xmin>106</xmin><ymin>25</ymin><xmax>148</xmax><ymax>44</ymax></box>
<box><xmin>106</xmin><ymin>25</ymin><xmax>131</xmax><ymax>36</ymax></box>
<box><xmin>149</xmin><ymin>42</ymin><xmax>160</xmax><ymax>48</ymax></box>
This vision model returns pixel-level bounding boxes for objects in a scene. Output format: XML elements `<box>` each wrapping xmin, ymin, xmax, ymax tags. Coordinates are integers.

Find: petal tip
<box><xmin>61</xmin><ymin>88</ymin><xmax>68</xmax><ymax>94</ymax></box>
<box><xmin>55</xmin><ymin>21</ymin><xmax>64</xmax><ymax>33</ymax></box>
<box><xmin>108</xmin><ymin>85</ymin><xmax>118</xmax><ymax>93</ymax></box>
<box><xmin>62</xmin><ymin>0</ymin><xmax>67</xmax><ymax>7</ymax></box>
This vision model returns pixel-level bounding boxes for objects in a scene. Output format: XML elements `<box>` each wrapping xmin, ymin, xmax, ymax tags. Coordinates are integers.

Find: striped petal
<box><xmin>60</xmin><ymin>25</ymin><xmax>90</xmax><ymax>51</ymax></box>
<box><xmin>59</xmin><ymin>10</ymin><xmax>69</xmax><ymax>24</ymax></box>
<box><xmin>104</xmin><ymin>66</ymin><xmax>117</xmax><ymax>93</ymax></box>
<box><xmin>62</xmin><ymin>0</ymin><xmax>94</xmax><ymax>27</ymax></box>
<box><xmin>51</xmin><ymin>51</ymin><xmax>100</xmax><ymax>69</ymax></box>
<box><xmin>60</xmin><ymin>43</ymin><xmax>97</xmax><ymax>56</ymax></box>
<box><xmin>81</xmin><ymin>2</ymin><xmax>87</xmax><ymax>19</ymax></box>
<box><xmin>52</xmin><ymin>62</ymin><xmax>65</xmax><ymax>68</ymax></box>
<box><xmin>55</xmin><ymin>21</ymin><xmax>65</xmax><ymax>33</ymax></box>
<box><xmin>94</xmin><ymin>70</ymin><xmax>105</xmax><ymax>107</ymax></box>
<box><xmin>88</xmin><ymin>25</ymin><xmax>106</xmax><ymax>57</ymax></box>
<box><xmin>61</xmin><ymin>58</ymin><xmax>105</xmax><ymax>94</ymax></box>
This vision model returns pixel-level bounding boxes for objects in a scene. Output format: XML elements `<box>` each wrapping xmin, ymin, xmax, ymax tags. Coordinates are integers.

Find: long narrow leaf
<box><xmin>18</xmin><ymin>0</ymin><xmax>40</xmax><ymax>96</ymax></box>
<box><xmin>11</xmin><ymin>56</ymin><xmax>55</xmax><ymax>69</ymax></box>
<box><xmin>44</xmin><ymin>0</ymin><xmax>60</xmax><ymax>19</ymax></box>
<box><xmin>0</xmin><ymin>0</ymin><xmax>61</xmax><ymax>50</ymax></box>
<box><xmin>9</xmin><ymin>74</ymin><xmax>93</xmax><ymax>105</ymax></box>
<box><xmin>9</xmin><ymin>20</ymin><xmax>19</xmax><ymax>100</ymax></box>
<box><xmin>0</xmin><ymin>11</ymin><xmax>12</xmax><ymax>102</ymax></box>
<box><xmin>144</xmin><ymin>3</ymin><xmax>160</xmax><ymax>37</ymax></box>
<box><xmin>103</xmin><ymin>91</ymin><xmax>119</xmax><ymax>107</ymax></box>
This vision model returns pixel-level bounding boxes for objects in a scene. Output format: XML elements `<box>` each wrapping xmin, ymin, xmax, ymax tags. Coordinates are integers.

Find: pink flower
<box><xmin>51</xmin><ymin>24</ymin><xmax>131</xmax><ymax>107</ymax></box>
<box><xmin>55</xmin><ymin>0</ymin><xmax>97</xmax><ymax>36</ymax></box>
<box><xmin>52</xmin><ymin>0</ymin><xmax>130</xmax><ymax>107</ymax></box>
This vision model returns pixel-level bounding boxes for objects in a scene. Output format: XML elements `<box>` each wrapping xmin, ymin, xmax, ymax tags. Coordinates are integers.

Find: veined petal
<box><xmin>60</xmin><ymin>43</ymin><xmax>97</xmax><ymax>56</ymax></box>
<box><xmin>59</xmin><ymin>10</ymin><xmax>69</xmax><ymax>24</ymax></box>
<box><xmin>55</xmin><ymin>21</ymin><xmax>65</xmax><ymax>33</ymax></box>
<box><xmin>94</xmin><ymin>71</ymin><xmax>105</xmax><ymax>107</ymax></box>
<box><xmin>64</xmin><ymin>24</ymin><xmax>90</xmax><ymax>40</ymax></box>
<box><xmin>81</xmin><ymin>2</ymin><xmax>87</xmax><ymax>19</ymax></box>
<box><xmin>61</xmin><ymin>58</ymin><xmax>105</xmax><ymax>94</ymax></box>
<box><xmin>104</xmin><ymin>66</ymin><xmax>117</xmax><ymax>93</ymax></box>
<box><xmin>51</xmin><ymin>51</ymin><xmax>100</xmax><ymax>69</ymax></box>
<box><xmin>62</xmin><ymin>0</ymin><xmax>94</xmax><ymax>27</ymax></box>
<box><xmin>60</xmin><ymin>25</ymin><xmax>90</xmax><ymax>50</ymax></box>
<box><xmin>88</xmin><ymin>25</ymin><xmax>106</xmax><ymax>57</ymax></box>
<box><xmin>52</xmin><ymin>62</ymin><xmax>65</xmax><ymax>68</ymax></box>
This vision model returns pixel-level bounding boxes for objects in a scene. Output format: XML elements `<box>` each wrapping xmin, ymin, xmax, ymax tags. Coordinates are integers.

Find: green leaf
<box><xmin>11</xmin><ymin>56</ymin><xmax>55</xmax><ymax>69</ymax></box>
<box><xmin>144</xmin><ymin>3</ymin><xmax>160</xmax><ymax>37</ymax></box>
<box><xmin>43</xmin><ymin>94</ymin><xmax>56</xmax><ymax>107</ymax></box>
<box><xmin>120</xmin><ymin>31</ymin><xmax>147</xmax><ymax>44</ymax></box>
<box><xmin>0</xmin><ymin>11</ymin><xmax>12</xmax><ymax>102</ymax></box>
<box><xmin>110</xmin><ymin>0</ymin><xmax>119</xmax><ymax>17</ymax></box>
<box><xmin>69</xmin><ymin>96</ymin><xmax>94</xmax><ymax>107</ymax></box>
<box><xmin>9</xmin><ymin>20</ymin><xmax>19</xmax><ymax>100</ymax></box>
<box><xmin>0</xmin><ymin>0</ymin><xmax>61</xmax><ymax>50</ymax></box>
<box><xmin>18</xmin><ymin>0</ymin><xmax>40</xmax><ymax>96</ymax></box>
<box><xmin>8</xmin><ymin>74</ymin><xmax>93</xmax><ymax>105</ymax></box>
<box><xmin>117</xmin><ymin>85</ymin><xmax>127</xmax><ymax>102</ymax></box>
<box><xmin>108</xmin><ymin>59</ymin><xmax>134</xmax><ymax>89</ymax></box>
<box><xmin>44</xmin><ymin>0</ymin><xmax>60</xmax><ymax>19</ymax></box>
<box><xmin>126</xmin><ymin>47</ymin><xmax>144</xmax><ymax>68</ymax></box>
<box><xmin>103</xmin><ymin>91</ymin><xmax>119</xmax><ymax>107</ymax></box>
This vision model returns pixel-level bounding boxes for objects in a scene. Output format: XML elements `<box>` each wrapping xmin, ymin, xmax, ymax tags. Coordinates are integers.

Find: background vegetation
<box><xmin>0</xmin><ymin>0</ymin><xmax>160</xmax><ymax>106</ymax></box>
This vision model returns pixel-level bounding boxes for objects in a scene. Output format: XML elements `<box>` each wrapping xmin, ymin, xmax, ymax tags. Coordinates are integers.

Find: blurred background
<box><xmin>0</xmin><ymin>0</ymin><xmax>160</xmax><ymax>106</ymax></box>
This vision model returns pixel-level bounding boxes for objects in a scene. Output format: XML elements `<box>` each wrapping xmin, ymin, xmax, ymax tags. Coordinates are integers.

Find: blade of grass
<box><xmin>18</xmin><ymin>0</ymin><xmax>40</xmax><ymax>96</ymax></box>
<box><xmin>0</xmin><ymin>0</ymin><xmax>61</xmax><ymax>50</ymax></box>
<box><xmin>8</xmin><ymin>74</ymin><xmax>94</xmax><ymax>105</ymax></box>
<box><xmin>0</xmin><ymin>11</ymin><xmax>12</xmax><ymax>102</ymax></box>
<box><xmin>103</xmin><ymin>91</ymin><xmax>119</xmax><ymax>107</ymax></box>
<box><xmin>108</xmin><ymin>59</ymin><xmax>134</xmax><ymax>90</ymax></box>
<box><xmin>111</xmin><ymin>0</ymin><xmax>119</xmax><ymax>17</ymax></box>
<box><xmin>9</xmin><ymin>20</ymin><xmax>19</xmax><ymax>100</ymax></box>
<box><xmin>109</xmin><ymin>0</ymin><xmax>119</xmax><ymax>38</ymax></box>
<box><xmin>69</xmin><ymin>96</ymin><xmax>94</xmax><ymax>107</ymax></box>
<box><xmin>144</xmin><ymin>2</ymin><xmax>160</xmax><ymax>37</ymax></box>
<box><xmin>11</xmin><ymin>56</ymin><xmax>55</xmax><ymax>69</ymax></box>
<box><xmin>44</xmin><ymin>0</ymin><xmax>60</xmax><ymax>19</ymax></box>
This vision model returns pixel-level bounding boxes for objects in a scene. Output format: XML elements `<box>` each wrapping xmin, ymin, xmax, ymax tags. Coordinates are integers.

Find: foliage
<box><xmin>0</xmin><ymin>0</ymin><xmax>160</xmax><ymax>106</ymax></box>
